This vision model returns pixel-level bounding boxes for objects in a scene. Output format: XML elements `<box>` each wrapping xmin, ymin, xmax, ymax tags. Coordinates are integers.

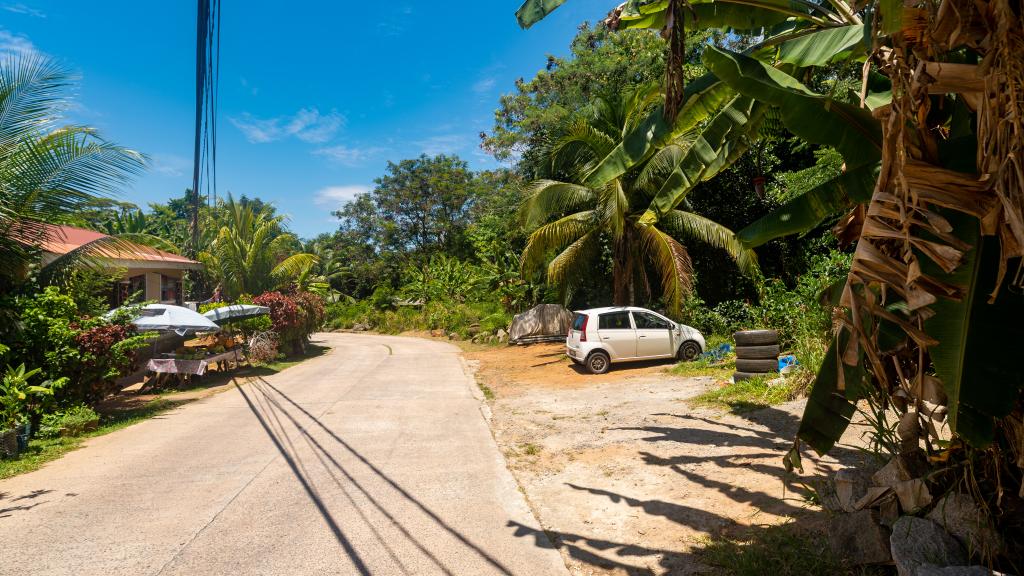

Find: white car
<box><xmin>566</xmin><ymin>306</ymin><xmax>705</xmax><ymax>374</ymax></box>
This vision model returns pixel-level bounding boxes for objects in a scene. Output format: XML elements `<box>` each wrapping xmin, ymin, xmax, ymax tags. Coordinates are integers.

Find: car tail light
<box><xmin>579</xmin><ymin>315</ymin><xmax>588</xmax><ymax>342</ymax></box>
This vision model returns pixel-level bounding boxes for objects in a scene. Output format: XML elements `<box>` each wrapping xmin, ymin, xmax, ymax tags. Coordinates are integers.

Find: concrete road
<box><xmin>0</xmin><ymin>333</ymin><xmax>568</xmax><ymax>576</ymax></box>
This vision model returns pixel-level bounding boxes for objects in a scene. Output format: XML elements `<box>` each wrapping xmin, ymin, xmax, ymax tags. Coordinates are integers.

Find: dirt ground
<box><xmin>463</xmin><ymin>342</ymin><xmax>871</xmax><ymax>575</ymax></box>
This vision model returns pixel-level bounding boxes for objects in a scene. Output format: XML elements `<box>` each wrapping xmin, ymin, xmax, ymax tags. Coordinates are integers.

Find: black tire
<box><xmin>735</xmin><ymin>344</ymin><xmax>780</xmax><ymax>359</ymax></box>
<box><xmin>586</xmin><ymin>351</ymin><xmax>611</xmax><ymax>374</ymax></box>
<box><xmin>735</xmin><ymin>358</ymin><xmax>780</xmax><ymax>373</ymax></box>
<box><xmin>734</xmin><ymin>329</ymin><xmax>779</xmax><ymax>346</ymax></box>
<box><xmin>733</xmin><ymin>371</ymin><xmax>763</xmax><ymax>382</ymax></box>
<box><xmin>677</xmin><ymin>340</ymin><xmax>703</xmax><ymax>361</ymax></box>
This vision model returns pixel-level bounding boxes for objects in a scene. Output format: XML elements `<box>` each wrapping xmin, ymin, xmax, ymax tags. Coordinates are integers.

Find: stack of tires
<box><xmin>733</xmin><ymin>329</ymin><xmax>780</xmax><ymax>381</ymax></box>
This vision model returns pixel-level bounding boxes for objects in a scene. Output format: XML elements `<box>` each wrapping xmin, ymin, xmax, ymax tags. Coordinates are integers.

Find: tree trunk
<box><xmin>612</xmin><ymin>230</ymin><xmax>636</xmax><ymax>306</ymax></box>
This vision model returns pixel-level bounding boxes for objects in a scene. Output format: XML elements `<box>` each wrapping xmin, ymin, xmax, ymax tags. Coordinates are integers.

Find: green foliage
<box><xmin>692</xmin><ymin>373</ymin><xmax>805</xmax><ymax>413</ymax></box>
<box><xmin>200</xmin><ymin>195</ymin><xmax>317</xmax><ymax>300</ymax></box>
<box><xmin>7</xmin><ymin>286</ymin><xmax>149</xmax><ymax>408</ymax></box>
<box><xmin>698</xmin><ymin>523</ymin><xmax>877</xmax><ymax>576</ymax></box>
<box><xmin>0</xmin><ymin>364</ymin><xmax>63</xmax><ymax>429</ymax></box>
<box><xmin>37</xmin><ymin>404</ymin><xmax>98</xmax><ymax>439</ymax></box>
<box><xmin>400</xmin><ymin>255</ymin><xmax>484</xmax><ymax>304</ymax></box>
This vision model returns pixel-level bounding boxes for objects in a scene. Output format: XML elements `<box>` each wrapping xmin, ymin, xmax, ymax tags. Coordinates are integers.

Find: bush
<box><xmin>37</xmin><ymin>405</ymin><xmax>99</xmax><ymax>438</ymax></box>
<box><xmin>252</xmin><ymin>291</ymin><xmax>325</xmax><ymax>355</ymax></box>
<box><xmin>11</xmin><ymin>287</ymin><xmax>150</xmax><ymax>408</ymax></box>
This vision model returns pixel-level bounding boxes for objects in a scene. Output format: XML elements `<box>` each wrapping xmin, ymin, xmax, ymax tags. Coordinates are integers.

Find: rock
<box><xmin>496</xmin><ymin>329</ymin><xmax>508</xmax><ymax>344</ymax></box>
<box><xmin>894</xmin><ymin>478</ymin><xmax>933</xmax><ymax>513</ymax></box>
<box><xmin>915</xmin><ymin>565</ymin><xmax>996</xmax><ymax>576</ymax></box>
<box><xmin>828</xmin><ymin>509</ymin><xmax>893</xmax><ymax>565</ymax></box>
<box><xmin>352</xmin><ymin>323</ymin><xmax>370</xmax><ymax>332</ymax></box>
<box><xmin>835</xmin><ymin>468</ymin><xmax>874</xmax><ymax>512</ymax></box>
<box><xmin>890</xmin><ymin>516</ymin><xmax>966</xmax><ymax>576</ymax></box>
<box><xmin>813</xmin><ymin>476</ymin><xmax>843</xmax><ymax>513</ymax></box>
<box><xmin>430</xmin><ymin>329</ymin><xmax>444</xmax><ymax>338</ymax></box>
<box><xmin>448</xmin><ymin>332</ymin><xmax>460</xmax><ymax>341</ymax></box>
<box><xmin>873</xmin><ymin>451</ymin><xmax>930</xmax><ymax>487</ymax></box>
<box><xmin>926</xmin><ymin>493</ymin><xmax>1004</xmax><ymax>558</ymax></box>
<box><xmin>468</xmin><ymin>323</ymin><xmax>481</xmax><ymax>336</ymax></box>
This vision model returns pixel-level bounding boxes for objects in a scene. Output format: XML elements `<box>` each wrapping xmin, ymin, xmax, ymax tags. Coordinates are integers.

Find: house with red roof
<box><xmin>25</xmin><ymin>224</ymin><xmax>204</xmax><ymax>307</ymax></box>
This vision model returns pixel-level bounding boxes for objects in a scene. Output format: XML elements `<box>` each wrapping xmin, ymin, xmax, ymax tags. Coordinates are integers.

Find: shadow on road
<box><xmin>236</xmin><ymin>377</ymin><xmax>532</xmax><ymax>575</ymax></box>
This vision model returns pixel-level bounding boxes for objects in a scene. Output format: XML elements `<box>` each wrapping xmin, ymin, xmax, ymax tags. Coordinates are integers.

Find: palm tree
<box><xmin>520</xmin><ymin>88</ymin><xmax>758</xmax><ymax>314</ymax></box>
<box><xmin>0</xmin><ymin>56</ymin><xmax>146</xmax><ymax>286</ymax></box>
<box><xmin>199</xmin><ymin>195</ymin><xmax>317</xmax><ymax>300</ymax></box>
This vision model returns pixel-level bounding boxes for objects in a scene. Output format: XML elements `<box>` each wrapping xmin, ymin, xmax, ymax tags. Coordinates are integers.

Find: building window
<box><xmin>161</xmin><ymin>275</ymin><xmax>182</xmax><ymax>305</ymax></box>
<box><xmin>113</xmin><ymin>275</ymin><xmax>146</xmax><ymax>308</ymax></box>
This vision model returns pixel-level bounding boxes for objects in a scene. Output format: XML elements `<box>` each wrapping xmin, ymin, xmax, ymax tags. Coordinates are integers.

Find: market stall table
<box><xmin>144</xmin><ymin>348</ymin><xmax>243</xmax><ymax>387</ymax></box>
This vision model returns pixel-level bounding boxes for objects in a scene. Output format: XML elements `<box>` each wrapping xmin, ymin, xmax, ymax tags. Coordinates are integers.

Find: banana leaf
<box><xmin>703</xmin><ymin>46</ymin><xmax>883</xmax><ymax>169</ymax></box>
<box><xmin>777</xmin><ymin>24</ymin><xmax>867</xmax><ymax>66</ymax></box>
<box><xmin>640</xmin><ymin>97</ymin><xmax>767</xmax><ymax>223</ymax></box>
<box><xmin>797</xmin><ymin>329</ymin><xmax>866</xmax><ymax>455</ymax></box>
<box><xmin>515</xmin><ymin>0</ymin><xmax>570</xmax><ymax>28</ymax></box>
<box><xmin>924</xmin><ymin>217</ymin><xmax>1024</xmax><ymax>447</ymax></box>
<box><xmin>737</xmin><ymin>161</ymin><xmax>879</xmax><ymax>247</ymax></box>
<box><xmin>584</xmin><ymin>74</ymin><xmax>734</xmax><ymax>188</ymax></box>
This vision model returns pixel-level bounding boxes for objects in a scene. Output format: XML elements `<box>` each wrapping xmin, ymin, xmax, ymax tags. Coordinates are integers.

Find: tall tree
<box><xmin>520</xmin><ymin>87</ymin><xmax>759</xmax><ymax>313</ymax></box>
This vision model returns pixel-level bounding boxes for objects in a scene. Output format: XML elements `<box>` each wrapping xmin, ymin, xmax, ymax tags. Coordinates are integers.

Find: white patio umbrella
<box><xmin>108</xmin><ymin>304</ymin><xmax>221</xmax><ymax>336</ymax></box>
<box><xmin>202</xmin><ymin>304</ymin><xmax>270</xmax><ymax>325</ymax></box>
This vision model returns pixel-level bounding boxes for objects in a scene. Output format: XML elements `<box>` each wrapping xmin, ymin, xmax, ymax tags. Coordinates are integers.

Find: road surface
<box><xmin>0</xmin><ymin>333</ymin><xmax>567</xmax><ymax>576</ymax></box>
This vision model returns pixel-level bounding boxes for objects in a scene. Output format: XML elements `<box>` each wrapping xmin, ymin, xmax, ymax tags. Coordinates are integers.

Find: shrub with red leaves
<box><xmin>253</xmin><ymin>291</ymin><xmax>324</xmax><ymax>355</ymax></box>
<box><xmin>72</xmin><ymin>323</ymin><xmax>147</xmax><ymax>403</ymax></box>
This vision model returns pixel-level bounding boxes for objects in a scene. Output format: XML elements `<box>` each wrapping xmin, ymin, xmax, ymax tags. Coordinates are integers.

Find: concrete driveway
<box><xmin>0</xmin><ymin>333</ymin><xmax>568</xmax><ymax>576</ymax></box>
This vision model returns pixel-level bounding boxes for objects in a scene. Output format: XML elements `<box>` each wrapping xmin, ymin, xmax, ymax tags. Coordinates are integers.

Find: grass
<box><xmin>691</xmin><ymin>374</ymin><xmax>805</xmax><ymax>414</ymax></box>
<box><xmin>520</xmin><ymin>442</ymin><xmax>541</xmax><ymax>456</ymax></box>
<box><xmin>477</xmin><ymin>381</ymin><xmax>495</xmax><ymax>401</ymax></box>
<box><xmin>669</xmin><ymin>356</ymin><xmax>735</xmax><ymax>379</ymax></box>
<box><xmin>0</xmin><ymin>344</ymin><xmax>329</xmax><ymax>480</ymax></box>
<box><xmin>697</xmin><ymin>523</ymin><xmax>884</xmax><ymax>576</ymax></box>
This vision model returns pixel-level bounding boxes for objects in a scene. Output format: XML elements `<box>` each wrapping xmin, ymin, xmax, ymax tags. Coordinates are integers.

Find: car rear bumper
<box><xmin>566</xmin><ymin>343</ymin><xmax>582</xmax><ymax>360</ymax></box>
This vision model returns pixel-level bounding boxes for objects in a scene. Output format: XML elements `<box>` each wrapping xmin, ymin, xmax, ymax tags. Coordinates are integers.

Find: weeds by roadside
<box><xmin>669</xmin><ymin>356</ymin><xmax>735</xmax><ymax>379</ymax></box>
<box><xmin>691</xmin><ymin>374</ymin><xmax>806</xmax><ymax>414</ymax></box>
<box><xmin>697</xmin><ymin>523</ymin><xmax>884</xmax><ymax>576</ymax></box>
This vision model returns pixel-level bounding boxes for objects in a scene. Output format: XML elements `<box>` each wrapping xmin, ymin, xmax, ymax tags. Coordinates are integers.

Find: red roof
<box><xmin>17</xmin><ymin>223</ymin><xmax>200</xmax><ymax>266</ymax></box>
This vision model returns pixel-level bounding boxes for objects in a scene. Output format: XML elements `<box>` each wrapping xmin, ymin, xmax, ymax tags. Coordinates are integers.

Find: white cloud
<box><xmin>416</xmin><ymin>134</ymin><xmax>470</xmax><ymax>156</ymax></box>
<box><xmin>0</xmin><ymin>29</ymin><xmax>39</xmax><ymax>58</ymax></box>
<box><xmin>230</xmin><ymin>107</ymin><xmax>345</xmax><ymax>144</ymax></box>
<box><xmin>472</xmin><ymin>77</ymin><xmax>496</xmax><ymax>94</ymax></box>
<box><xmin>3</xmin><ymin>3</ymin><xmax>45</xmax><ymax>17</ymax></box>
<box><xmin>313</xmin><ymin>145</ymin><xmax>387</xmax><ymax>167</ymax></box>
<box><xmin>314</xmin><ymin>185</ymin><xmax>372</xmax><ymax>207</ymax></box>
<box><xmin>150</xmin><ymin>153</ymin><xmax>191</xmax><ymax>177</ymax></box>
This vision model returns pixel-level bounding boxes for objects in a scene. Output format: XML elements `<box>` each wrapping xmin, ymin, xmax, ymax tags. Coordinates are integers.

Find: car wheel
<box><xmin>677</xmin><ymin>340</ymin><xmax>702</xmax><ymax>361</ymax></box>
<box><xmin>586</xmin><ymin>351</ymin><xmax>610</xmax><ymax>374</ymax></box>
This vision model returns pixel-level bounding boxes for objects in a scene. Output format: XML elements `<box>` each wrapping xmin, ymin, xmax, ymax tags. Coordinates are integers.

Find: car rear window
<box><xmin>572</xmin><ymin>313</ymin><xmax>587</xmax><ymax>331</ymax></box>
<box><xmin>598</xmin><ymin>311</ymin><xmax>632</xmax><ymax>330</ymax></box>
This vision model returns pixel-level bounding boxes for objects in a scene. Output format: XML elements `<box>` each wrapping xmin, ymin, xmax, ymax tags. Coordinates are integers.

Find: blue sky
<box><xmin>1</xmin><ymin>0</ymin><xmax>612</xmax><ymax>239</ymax></box>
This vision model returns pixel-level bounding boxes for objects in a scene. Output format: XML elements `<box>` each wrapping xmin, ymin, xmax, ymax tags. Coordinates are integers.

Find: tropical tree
<box><xmin>520</xmin><ymin>87</ymin><xmax>758</xmax><ymax>313</ymax></box>
<box><xmin>518</xmin><ymin>0</ymin><xmax>1024</xmax><ymax>566</ymax></box>
<box><xmin>0</xmin><ymin>55</ymin><xmax>146</xmax><ymax>287</ymax></box>
<box><xmin>199</xmin><ymin>195</ymin><xmax>317</xmax><ymax>300</ymax></box>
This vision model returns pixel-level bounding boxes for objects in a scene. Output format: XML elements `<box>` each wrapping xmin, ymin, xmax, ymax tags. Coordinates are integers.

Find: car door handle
<box><xmin>638</xmin><ymin>335</ymin><xmax>647</xmax><ymax>338</ymax></box>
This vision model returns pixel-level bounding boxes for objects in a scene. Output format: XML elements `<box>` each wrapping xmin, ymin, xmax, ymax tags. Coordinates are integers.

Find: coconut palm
<box><xmin>199</xmin><ymin>195</ymin><xmax>317</xmax><ymax>300</ymax></box>
<box><xmin>520</xmin><ymin>87</ymin><xmax>758</xmax><ymax>314</ymax></box>
<box><xmin>0</xmin><ymin>55</ymin><xmax>146</xmax><ymax>285</ymax></box>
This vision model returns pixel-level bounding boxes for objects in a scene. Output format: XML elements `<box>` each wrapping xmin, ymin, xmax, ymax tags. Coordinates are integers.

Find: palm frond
<box><xmin>270</xmin><ymin>253</ymin><xmax>318</xmax><ymax>288</ymax></box>
<box><xmin>0</xmin><ymin>55</ymin><xmax>72</xmax><ymax>148</ymax></box>
<box><xmin>661</xmin><ymin>210</ymin><xmax>761</xmax><ymax>276</ymax></box>
<box><xmin>636</xmin><ymin>224</ymin><xmax>694</xmax><ymax>315</ymax></box>
<box><xmin>519</xmin><ymin>179</ymin><xmax>596</xmax><ymax>229</ymax></box>
<box><xmin>520</xmin><ymin>211</ymin><xmax>597</xmax><ymax>275</ymax></box>
<box><xmin>547</xmin><ymin>229</ymin><xmax>601</xmax><ymax>304</ymax></box>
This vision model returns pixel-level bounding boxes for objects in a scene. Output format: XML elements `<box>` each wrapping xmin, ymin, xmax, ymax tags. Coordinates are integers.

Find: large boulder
<box><xmin>926</xmin><ymin>493</ymin><xmax>1004</xmax><ymax>558</ymax></box>
<box><xmin>890</xmin><ymin>516</ymin><xmax>966</xmax><ymax>576</ymax></box>
<box><xmin>828</xmin><ymin>509</ymin><xmax>893</xmax><ymax>565</ymax></box>
<box><xmin>835</xmin><ymin>467</ymin><xmax>874</xmax><ymax>512</ymax></box>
